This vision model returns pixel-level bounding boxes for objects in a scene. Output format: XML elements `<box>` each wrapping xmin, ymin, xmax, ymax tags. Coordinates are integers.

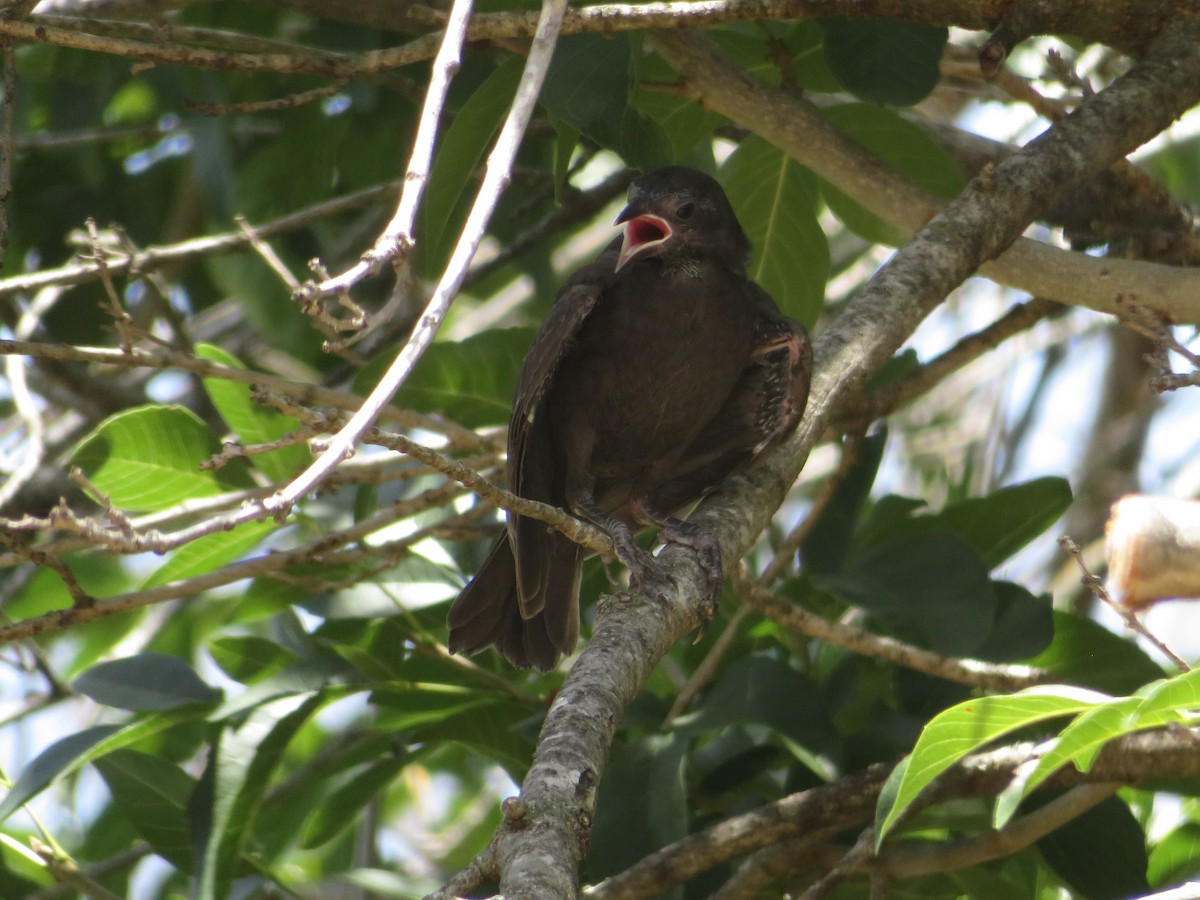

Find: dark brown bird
<box><xmin>447</xmin><ymin>166</ymin><xmax>812</xmax><ymax>670</ymax></box>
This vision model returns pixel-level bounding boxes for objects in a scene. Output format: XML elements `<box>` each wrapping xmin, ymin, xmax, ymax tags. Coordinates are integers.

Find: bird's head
<box><xmin>613</xmin><ymin>166</ymin><xmax>751</xmax><ymax>273</ymax></box>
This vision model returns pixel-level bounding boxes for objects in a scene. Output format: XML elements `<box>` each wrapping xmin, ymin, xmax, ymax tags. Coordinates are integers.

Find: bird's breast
<box><xmin>547</xmin><ymin>262</ymin><xmax>758</xmax><ymax>480</ymax></box>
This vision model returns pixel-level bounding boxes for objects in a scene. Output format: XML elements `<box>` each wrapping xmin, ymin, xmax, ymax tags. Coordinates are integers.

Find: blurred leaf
<box><xmin>301</xmin><ymin>755</ymin><xmax>407</xmax><ymax>849</ymax></box>
<box><xmin>0</xmin><ymin>851</ymin><xmax>43</xmax><ymax>898</ymax></box>
<box><xmin>94</xmin><ymin>749</ymin><xmax>196</xmax><ymax>871</ymax></box>
<box><xmin>71</xmin><ymin>405</ymin><xmax>253</xmax><ymax>511</ymax></box>
<box><xmin>818</xmin><ymin>532</ymin><xmax>996</xmax><ymax>656</ymax></box>
<box><xmin>720</xmin><ymin>136</ymin><xmax>829</xmax><ymax>327</ymax></box>
<box><xmin>786</xmin><ymin>21</ymin><xmax>843</xmax><ymax>93</ymax></box>
<box><xmin>710</xmin><ymin>30</ymin><xmax>779</xmax><ymax>85</ymax></box>
<box><xmin>419</xmin><ymin>57</ymin><xmax>524</xmax><ymax>275</ymax></box>
<box><xmin>973</xmin><ymin>582</ymin><xmax>1054</xmax><ymax>663</ymax></box>
<box><xmin>74</xmin><ymin>652</ymin><xmax>221</xmax><ymax>710</ymax></box>
<box><xmin>876</xmin><ymin>685</ymin><xmax>1111</xmax><ymax>844</ymax></box>
<box><xmin>195</xmin><ymin>343</ymin><xmax>309</xmax><ymax>483</ymax></box>
<box><xmin>1143</xmin><ymin>134</ymin><xmax>1200</xmax><ymax>205</ymax></box>
<box><xmin>896</xmin><ymin>477</ymin><xmax>1072</xmax><ymax>569</ymax></box>
<box><xmin>373</xmin><ymin>691</ymin><xmax>536</xmax><ymax>777</ymax></box>
<box><xmin>195</xmin><ymin>692</ymin><xmax>328</xmax><ymax>900</ymax></box>
<box><xmin>588</xmin><ymin>734</ymin><xmax>687</xmax><ymax>891</ymax></box>
<box><xmin>800</xmin><ymin>429</ymin><xmax>887</xmax><ymax>575</ymax></box>
<box><xmin>0</xmin><ymin>708</ymin><xmax>198</xmax><ymax>821</ymax></box>
<box><xmin>208</xmin><ymin>636</ymin><xmax>299</xmax><ymax>684</ymax></box>
<box><xmin>632</xmin><ymin>87</ymin><xmax>720</xmax><ymax>161</ymax></box>
<box><xmin>819</xmin><ymin>103</ymin><xmax>964</xmax><ymax>244</ymax></box>
<box><xmin>1028</xmin><ymin>612</ymin><xmax>1165</xmax><ymax>694</ymax></box>
<box><xmin>378</xmin><ymin>327</ymin><xmax>532</xmax><ymax>428</ymax></box>
<box><xmin>142</xmin><ymin>519</ymin><xmax>276</xmax><ymax>589</ymax></box>
<box><xmin>1149</xmin><ymin>822</ymin><xmax>1200</xmax><ymax>888</ymax></box>
<box><xmin>821</xmin><ymin>19</ymin><xmax>948</xmax><ymax>106</ymax></box>
<box><xmin>548</xmin><ymin>112</ymin><xmax>580</xmax><ymax>203</ymax></box>
<box><xmin>676</xmin><ymin>656</ymin><xmax>840</xmax><ymax>775</ymax></box>
<box><xmin>541</xmin><ymin>33</ymin><xmax>671</xmax><ymax>169</ymax></box>
<box><xmin>1036</xmin><ymin>795</ymin><xmax>1150</xmax><ymax>900</ymax></box>
<box><xmin>103</xmin><ymin>79</ymin><xmax>157</xmax><ymax>125</ymax></box>
<box><xmin>0</xmin><ymin>726</ymin><xmax>120</xmax><ymax>823</ymax></box>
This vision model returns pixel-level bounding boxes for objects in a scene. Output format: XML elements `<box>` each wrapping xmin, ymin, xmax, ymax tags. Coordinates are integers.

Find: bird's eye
<box><xmin>676</xmin><ymin>201</ymin><xmax>695</xmax><ymax>220</ymax></box>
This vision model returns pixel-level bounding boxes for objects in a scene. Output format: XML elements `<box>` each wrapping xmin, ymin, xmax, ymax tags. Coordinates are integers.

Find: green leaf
<box><xmin>71</xmin><ymin>405</ymin><xmax>253</xmax><ymax>511</ymax></box>
<box><xmin>819</xmin><ymin>103</ymin><xmax>964</xmax><ymax>244</ymax></box>
<box><xmin>300</xmin><ymin>755</ymin><xmax>407</xmax><ymax>849</ymax></box>
<box><xmin>973</xmin><ymin>582</ymin><xmax>1054</xmax><ymax>663</ymax></box>
<box><xmin>1149</xmin><ymin>822</ymin><xmax>1200</xmax><ymax>888</ymax></box>
<box><xmin>382</xmin><ymin>327</ymin><xmax>532</xmax><ymax>428</ymax></box>
<box><xmin>208</xmin><ymin>636</ymin><xmax>300</xmax><ymax>684</ymax></box>
<box><xmin>541</xmin><ymin>33</ymin><xmax>671</xmax><ymax>169</ymax></box>
<box><xmin>142</xmin><ymin>519</ymin><xmax>276</xmax><ymax>589</ymax></box>
<box><xmin>548</xmin><ymin>112</ymin><xmax>580</xmax><ymax>204</ymax></box>
<box><xmin>73</xmin><ymin>653</ymin><xmax>221</xmax><ymax>711</ymax></box>
<box><xmin>785</xmin><ymin>21</ymin><xmax>843</xmax><ymax>93</ymax></box>
<box><xmin>1028</xmin><ymin>611</ymin><xmax>1165</xmax><ymax>694</ymax></box>
<box><xmin>720</xmin><ymin>136</ymin><xmax>829</xmax><ymax>327</ymax></box>
<box><xmin>1128</xmin><ymin>664</ymin><xmax>1200</xmax><ymax>723</ymax></box>
<box><xmin>0</xmin><ymin>726</ymin><xmax>121</xmax><ymax>823</ymax></box>
<box><xmin>195</xmin><ymin>692</ymin><xmax>328</xmax><ymax>900</ymax></box>
<box><xmin>992</xmin><ymin>668</ymin><xmax>1200</xmax><ymax>818</ymax></box>
<box><xmin>632</xmin><ymin>87</ymin><xmax>720</xmax><ymax>161</ymax></box>
<box><xmin>875</xmin><ymin>685</ymin><xmax>1111</xmax><ymax>844</ymax></box>
<box><xmin>898</xmin><ymin>477</ymin><xmax>1073</xmax><ymax>569</ymax></box>
<box><xmin>1036</xmin><ymin>795</ymin><xmax>1150</xmax><ymax>900</ymax></box>
<box><xmin>195</xmin><ymin>343</ymin><xmax>308</xmax><ymax>483</ymax></box>
<box><xmin>819</xmin><ymin>532</ymin><xmax>996</xmax><ymax>656</ymax></box>
<box><xmin>373</xmin><ymin>691</ymin><xmax>535</xmax><ymax>777</ymax></box>
<box><xmin>821</xmin><ymin>19</ymin><xmax>948</xmax><ymax>106</ymax></box>
<box><xmin>587</xmin><ymin>734</ymin><xmax>688</xmax><ymax>892</ymax></box>
<box><xmin>994</xmin><ymin>696</ymin><xmax>1143</xmax><ymax>827</ymax></box>
<box><xmin>418</xmin><ymin>56</ymin><xmax>524</xmax><ymax>276</ymax></box>
<box><xmin>676</xmin><ymin>656</ymin><xmax>840</xmax><ymax>776</ymax></box>
<box><xmin>800</xmin><ymin>429</ymin><xmax>887</xmax><ymax>575</ymax></box>
<box><xmin>0</xmin><ymin>708</ymin><xmax>199</xmax><ymax>822</ymax></box>
<box><xmin>94</xmin><ymin>749</ymin><xmax>196</xmax><ymax>871</ymax></box>
<box><xmin>1144</xmin><ymin>134</ymin><xmax>1200</xmax><ymax>206</ymax></box>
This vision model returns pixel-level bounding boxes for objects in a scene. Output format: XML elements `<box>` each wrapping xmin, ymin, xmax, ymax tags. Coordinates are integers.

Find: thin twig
<box><xmin>1059</xmin><ymin>535</ymin><xmax>1190</xmax><ymax>671</ymax></box>
<box><xmin>739</xmin><ymin>580</ymin><xmax>1050</xmax><ymax>691</ymax></box>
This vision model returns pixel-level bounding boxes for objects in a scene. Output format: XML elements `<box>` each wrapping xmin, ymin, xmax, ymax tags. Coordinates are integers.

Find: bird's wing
<box><xmin>504</xmin><ymin>244</ymin><xmax>616</xmax><ymax>627</ymax></box>
<box><xmin>508</xmin><ymin>243</ymin><xmax>617</xmax><ymax>499</ymax></box>
<box><xmin>642</xmin><ymin>285</ymin><xmax>811</xmax><ymax>516</ymax></box>
<box><xmin>746</xmin><ymin>285</ymin><xmax>813</xmax><ymax>453</ymax></box>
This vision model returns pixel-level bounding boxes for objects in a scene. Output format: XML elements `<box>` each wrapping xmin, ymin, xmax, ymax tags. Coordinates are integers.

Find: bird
<box><xmin>447</xmin><ymin>166</ymin><xmax>812</xmax><ymax>670</ymax></box>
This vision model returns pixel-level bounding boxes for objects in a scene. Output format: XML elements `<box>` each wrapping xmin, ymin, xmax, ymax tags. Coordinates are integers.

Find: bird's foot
<box><xmin>611</xmin><ymin>526</ymin><xmax>675</xmax><ymax>600</ymax></box>
<box><xmin>659</xmin><ymin>520</ymin><xmax>723</xmax><ymax>609</ymax></box>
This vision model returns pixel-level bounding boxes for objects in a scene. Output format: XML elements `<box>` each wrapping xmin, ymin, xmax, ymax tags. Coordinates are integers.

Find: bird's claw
<box><xmin>660</xmin><ymin>521</ymin><xmax>723</xmax><ymax>607</ymax></box>
<box><xmin>612</xmin><ymin>528</ymin><xmax>676</xmax><ymax>600</ymax></box>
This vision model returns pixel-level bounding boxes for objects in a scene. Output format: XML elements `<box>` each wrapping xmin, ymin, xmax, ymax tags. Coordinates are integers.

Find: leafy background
<box><xmin>0</xmin><ymin>4</ymin><xmax>1198</xmax><ymax>899</ymax></box>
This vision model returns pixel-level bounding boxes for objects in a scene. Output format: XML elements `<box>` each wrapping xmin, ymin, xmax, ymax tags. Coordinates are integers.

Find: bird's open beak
<box><xmin>614</xmin><ymin>208</ymin><xmax>672</xmax><ymax>272</ymax></box>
